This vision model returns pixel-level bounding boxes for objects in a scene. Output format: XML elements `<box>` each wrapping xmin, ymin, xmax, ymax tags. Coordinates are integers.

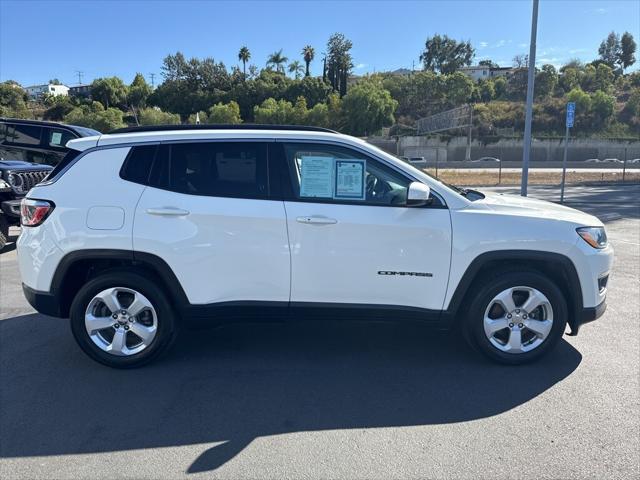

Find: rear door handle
<box><xmin>146</xmin><ymin>207</ymin><xmax>190</xmax><ymax>216</ymax></box>
<box><xmin>296</xmin><ymin>215</ymin><xmax>338</xmax><ymax>225</ymax></box>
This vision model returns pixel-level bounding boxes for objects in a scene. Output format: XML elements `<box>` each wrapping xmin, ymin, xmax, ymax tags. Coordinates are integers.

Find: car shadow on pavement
<box><xmin>0</xmin><ymin>314</ymin><xmax>582</xmax><ymax>473</ymax></box>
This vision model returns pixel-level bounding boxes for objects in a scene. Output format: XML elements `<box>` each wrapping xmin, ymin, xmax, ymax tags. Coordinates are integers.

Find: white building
<box><xmin>459</xmin><ymin>65</ymin><xmax>515</xmax><ymax>81</ymax></box>
<box><xmin>25</xmin><ymin>84</ymin><xmax>69</xmax><ymax>99</ymax></box>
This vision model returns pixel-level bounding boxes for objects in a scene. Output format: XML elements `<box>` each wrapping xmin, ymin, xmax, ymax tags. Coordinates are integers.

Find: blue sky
<box><xmin>1</xmin><ymin>0</ymin><xmax>638</xmax><ymax>87</ymax></box>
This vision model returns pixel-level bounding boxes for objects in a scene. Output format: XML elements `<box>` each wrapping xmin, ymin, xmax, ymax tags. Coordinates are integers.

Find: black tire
<box><xmin>0</xmin><ymin>215</ymin><xmax>8</xmax><ymax>251</ymax></box>
<box><xmin>463</xmin><ymin>270</ymin><xmax>567</xmax><ymax>365</ymax></box>
<box><xmin>70</xmin><ymin>270</ymin><xmax>177</xmax><ymax>368</ymax></box>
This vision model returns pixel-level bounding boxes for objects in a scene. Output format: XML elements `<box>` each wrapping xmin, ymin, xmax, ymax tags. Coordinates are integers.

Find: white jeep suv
<box><xmin>17</xmin><ymin>125</ymin><xmax>613</xmax><ymax>368</ymax></box>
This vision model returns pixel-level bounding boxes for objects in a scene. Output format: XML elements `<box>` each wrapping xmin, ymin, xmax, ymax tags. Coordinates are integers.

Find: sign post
<box><xmin>560</xmin><ymin>102</ymin><xmax>575</xmax><ymax>203</ymax></box>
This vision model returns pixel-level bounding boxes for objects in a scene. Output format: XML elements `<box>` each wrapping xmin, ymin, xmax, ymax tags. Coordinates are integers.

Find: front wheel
<box><xmin>70</xmin><ymin>271</ymin><xmax>177</xmax><ymax>368</ymax></box>
<box><xmin>464</xmin><ymin>271</ymin><xmax>568</xmax><ymax>365</ymax></box>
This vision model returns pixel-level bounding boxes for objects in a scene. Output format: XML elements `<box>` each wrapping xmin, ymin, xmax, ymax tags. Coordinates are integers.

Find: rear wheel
<box><xmin>70</xmin><ymin>271</ymin><xmax>177</xmax><ymax>368</ymax></box>
<box><xmin>464</xmin><ymin>271</ymin><xmax>567</xmax><ymax>364</ymax></box>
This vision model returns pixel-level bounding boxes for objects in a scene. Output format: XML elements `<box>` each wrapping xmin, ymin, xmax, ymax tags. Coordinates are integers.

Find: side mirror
<box><xmin>406</xmin><ymin>182</ymin><xmax>431</xmax><ymax>207</ymax></box>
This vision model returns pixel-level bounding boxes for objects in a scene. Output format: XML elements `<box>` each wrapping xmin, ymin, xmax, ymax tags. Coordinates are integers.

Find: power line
<box><xmin>74</xmin><ymin>70</ymin><xmax>84</xmax><ymax>85</ymax></box>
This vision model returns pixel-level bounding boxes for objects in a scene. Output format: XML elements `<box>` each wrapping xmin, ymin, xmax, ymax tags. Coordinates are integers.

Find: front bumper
<box><xmin>1</xmin><ymin>199</ymin><xmax>22</xmax><ymax>219</ymax></box>
<box><xmin>22</xmin><ymin>283</ymin><xmax>63</xmax><ymax>318</ymax></box>
<box><xmin>568</xmin><ymin>298</ymin><xmax>607</xmax><ymax>336</ymax></box>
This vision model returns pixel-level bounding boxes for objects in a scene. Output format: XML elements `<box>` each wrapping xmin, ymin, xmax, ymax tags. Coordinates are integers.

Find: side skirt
<box><xmin>180</xmin><ymin>301</ymin><xmax>448</xmax><ymax>329</ymax></box>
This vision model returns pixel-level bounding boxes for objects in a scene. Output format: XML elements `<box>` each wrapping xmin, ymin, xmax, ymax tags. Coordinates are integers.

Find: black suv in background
<box><xmin>0</xmin><ymin>118</ymin><xmax>100</xmax><ymax>249</ymax></box>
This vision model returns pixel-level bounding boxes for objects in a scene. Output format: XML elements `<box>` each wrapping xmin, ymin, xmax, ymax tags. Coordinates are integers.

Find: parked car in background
<box><xmin>408</xmin><ymin>156</ymin><xmax>427</xmax><ymax>167</ymax></box>
<box><xmin>601</xmin><ymin>158</ymin><xmax>623</xmax><ymax>164</ymax></box>
<box><xmin>17</xmin><ymin>125</ymin><xmax>612</xmax><ymax>368</ymax></box>
<box><xmin>471</xmin><ymin>157</ymin><xmax>500</xmax><ymax>163</ymax></box>
<box><xmin>0</xmin><ymin>119</ymin><xmax>99</xmax><ymax>249</ymax></box>
<box><xmin>585</xmin><ymin>158</ymin><xmax>600</xmax><ymax>163</ymax></box>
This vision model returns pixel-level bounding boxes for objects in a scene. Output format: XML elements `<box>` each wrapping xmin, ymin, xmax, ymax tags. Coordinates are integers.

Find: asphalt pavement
<box><xmin>0</xmin><ymin>184</ymin><xmax>638</xmax><ymax>479</ymax></box>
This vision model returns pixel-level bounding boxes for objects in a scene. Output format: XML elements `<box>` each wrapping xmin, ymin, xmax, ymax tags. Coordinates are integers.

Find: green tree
<box><xmin>326</xmin><ymin>33</ymin><xmax>353</xmax><ymax>96</ymax></box>
<box><xmin>42</xmin><ymin>95</ymin><xmax>75</xmax><ymax>121</ymax></box>
<box><xmin>341</xmin><ymin>79</ymin><xmax>397</xmax><ymax>136</ymax></box>
<box><xmin>419</xmin><ymin>34</ymin><xmax>475</xmax><ymax>74</ymax></box>
<box><xmin>128</xmin><ymin>73</ymin><xmax>153</xmax><ymax>115</ymax></box>
<box><xmin>445</xmin><ymin>72</ymin><xmax>474</xmax><ymax>105</ymax></box>
<box><xmin>64</xmin><ymin>101</ymin><xmax>125</xmax><ymax>132</ymax></box>
<box><xmin>535</xmin><ymin>64</ymin><xmax>558</xmax><ymax>97</ymax></box>
<box><xmin>598</xmin><ymin>31</ymin><xmax>620</xmax><ymax>70</ymax></box>
<box><xmin>493</xmin><ymin>76</ymin><xmax>507</xmax><ymax>98</ymax></box>
<box><xmin>288</xmin><ymin>61</ymin><xmax>304</xmax><ymax>80</ymax></box>
<box><xmin>559</xmin><ymin>67</ymin><xmax>581</xmax><ymax>93</ymax></box>
<box><xmin>0</xmin><ymin>81</ymin><xmax>30</xmax><ymax>118</ymax></box>
<box><xmin>478</xmin><ymin>59</ymin><xmax>499</xmax><ymax>68</ymax></box>
<box><xmin>238</xmin><ymin>46</ymin><xmax>251</xmax><ymax>78</ymax></box>
<box><xmin>594</xmin><ymin>64</ymin><xmax>615</xmax><ymax>92</ymax></box>
<box><xmin>207</xmin><ymin>101</ymin><xmax>242</xmax><ymax>123</ymax></box>
<box><xmin>266</xmin><ymin>49</ymin><xmax>289</xmax><ymax>73</ymax></box>
<box><xmin>253</xmin><ymin>97</ymin><xmax>295</xmax><ymax>124</ymax></box>
<box><xmin>306</xmin><ymin>102</ymin><xmax>329</xmax><ymax>127</ymax></box>
<box><xmin>620</xmin><ymin>32</ymin><xmax>637</xmax><ymax>71</ymax></box>
<box><xmin>91</xmin><ymin>77</ymin><xmax>128</xmax><ymax>109</ymax></box>
<box><xmin>566</xmin><ymin>87</ymin><xmax>591</xmax><ymax>113</ymax></box>
<box><xmin>292</xmin><ymin>96</ymin><xmax>308</xmax><ymax>124</ymax></box>
<box><xmin>48</xmin><ymin>78</ymin><xmax>62</xmax><ymax>85</ymax></box>
<box><xmin>302</xmin><ymin>45</ymin><xmax>315</xmax><ymax>77</ymax></box>
<box><xmin>137</xmin><ymin>107</ymin><xmax>181</xmax><ymax>125</ymax></box>
<box><xmin>478</xmin><ymin>79</ymin><xmax>495</xmax><ymax>102</ymax></box>
<box><xmin>590</xmin><ymin>90</ymin><xmax>615</xmax><ymax>124</ymax></box>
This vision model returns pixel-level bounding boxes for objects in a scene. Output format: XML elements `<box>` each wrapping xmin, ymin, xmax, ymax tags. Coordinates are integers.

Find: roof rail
<box><xmin>108</xmin><ymin>124</ymin><xmax>338</xmax><ymax>134</ymax></box>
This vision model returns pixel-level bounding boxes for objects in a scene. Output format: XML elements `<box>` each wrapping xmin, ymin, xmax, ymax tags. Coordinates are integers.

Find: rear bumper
<box><xmin>568</xmin><ymin>299</ymin><xmax>606</xmax><ymax>336</ymax></box>
<box><xmin>22</xmin><ymin>283</ymin><xmax>63</xmax><ymax>318</ymax></box>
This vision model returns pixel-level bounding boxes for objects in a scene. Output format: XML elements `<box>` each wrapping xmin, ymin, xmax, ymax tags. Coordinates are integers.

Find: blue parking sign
<box><xmin>566</xmin><ymin>102</ymin><xmax>575</xmax><ymax>128</ymax></box>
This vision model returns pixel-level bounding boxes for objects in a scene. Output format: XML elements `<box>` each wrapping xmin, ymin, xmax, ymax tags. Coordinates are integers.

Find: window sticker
<box><xmin>334</xmin><ymin>159</ymin><xmax>366</xmax><ymax>200</ymax></box>
<box><xmin>299</xmin><ymin>156</ymin><xmax>334</xmax><ymax>198</ymax></box>
<box><xmin>50</xmin><ymin>132</ymin><xmax>62</xmax><ymax>145</ymax></box>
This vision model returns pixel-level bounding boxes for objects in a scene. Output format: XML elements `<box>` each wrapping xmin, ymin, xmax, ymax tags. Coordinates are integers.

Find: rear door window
<box><xmin>151</xmin><ymin>142</ymin><xmax>269</xmax><ymax>199</ymax></box>
<box><xmin>2</xmin><ymin>124</ymin><xmax>43</xmax><ymax>145</ymax></box>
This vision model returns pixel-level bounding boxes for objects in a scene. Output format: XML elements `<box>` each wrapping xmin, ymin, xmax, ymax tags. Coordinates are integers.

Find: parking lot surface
<box><xmin>1</xmin><ymin>184</ymin><xmax>639</xmax><ymax>479</ymax></box>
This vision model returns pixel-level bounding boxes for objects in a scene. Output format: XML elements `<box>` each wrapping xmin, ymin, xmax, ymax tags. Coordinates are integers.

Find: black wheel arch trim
<box><xmin>47</xmin><ymin>249</ymin><xmax>190</xmax><ymax>317</ymax></box>
<box><xmin>445</xmin><ymin>249</ymin><xmax>585</xmax><ymax>333</ymax></box>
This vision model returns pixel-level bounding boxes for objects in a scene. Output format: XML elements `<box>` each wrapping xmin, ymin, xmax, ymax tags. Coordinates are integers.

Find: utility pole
<box><xmin>149</xmin><ymin>73</ymin><xmax>156</xmax><ymax>87</ymax></box>
<box><xmin>520</xmin><ymin>0</ymin><xmax>539</xmax><ymax>197</ymax></box>
<box><xmin>75</xmin><ymin>70</ymin><xmax>84</xmax><ymax>85</ymax></box>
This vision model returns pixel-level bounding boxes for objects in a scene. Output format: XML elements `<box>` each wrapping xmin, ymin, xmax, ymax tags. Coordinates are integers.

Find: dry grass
<box><xmin>424</xmin><ymin>169</ymin><xmax>640</xmax><ymax>186</ymax></box>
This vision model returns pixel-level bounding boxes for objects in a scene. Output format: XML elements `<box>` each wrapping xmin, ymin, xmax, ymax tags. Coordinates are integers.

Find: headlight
<box><xmin>577</xmin><ymin>227</ymin><xmax>608</xmax><ymax>249</ymax></box>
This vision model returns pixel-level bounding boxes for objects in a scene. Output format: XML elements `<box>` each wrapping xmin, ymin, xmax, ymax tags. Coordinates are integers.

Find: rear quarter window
<box><xmin>120</xmin><ymin>145</ymin><xmax>158</xmax><ymax>185</ymax></box>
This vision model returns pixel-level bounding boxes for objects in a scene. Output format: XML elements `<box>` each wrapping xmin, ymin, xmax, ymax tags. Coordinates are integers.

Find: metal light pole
<box><xmin>560</xmin><ymin>102</ymin><xmax>575</xmax><ymax>203</ymax></box>
<box><xmin>520</xmin><ymin>0</ymin><xmax>539</xmax><ymax>197</ymax></box>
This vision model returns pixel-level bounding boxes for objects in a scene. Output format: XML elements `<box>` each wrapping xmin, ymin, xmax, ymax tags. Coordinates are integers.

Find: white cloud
<box><xmin>518</xmin><ymin>43</ymin><xmax>528</xmax><ymax>48</ymax></box>
<box><xmin>355</xmin><ymin>63</ymin><xmax>367</xmax><ymax>70</ymax></box>
<box><xmin>495</xmin><ymin>39</ymin><xmax>507</xmax><ymax>48</ymax></box>
<box><xmin>479</xmin><ymin>41</ymin><xmax>489</xmax><ymax>48</ymax></box>
<box><xmin>569</xmin><ymin>48</ymin><xmax>588</xmax><ymax>54</ymax></box>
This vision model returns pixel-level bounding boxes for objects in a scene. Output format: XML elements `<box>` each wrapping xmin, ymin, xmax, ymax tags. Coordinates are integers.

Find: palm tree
<box><xmin>302</xmin><ymin>45</ymin><xmax>315</xmax><ymax>77</ymax></box>
<box><xmin>266</xmin><ymin>49</ymin><xmax>288</xmax><ymax>74</ymax></box>
<box><xmin>288</xmin><ymin>60</ymin><xmax>304</xmax><ymax>79</ymax></box>
<box><xmin>238</xmin><ymin>46</ymin><xmax>251</xmax><ymax>79</ymax></box>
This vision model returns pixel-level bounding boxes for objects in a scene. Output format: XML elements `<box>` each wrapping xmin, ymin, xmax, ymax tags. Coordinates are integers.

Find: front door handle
<box><xmin>146</xmin><ymin>207</ymin><xmax>190</xmax><ymax>216</ymax></box>
<box><xmin>296</xmin><ymin>215</ymin><xmax>338</xmax><ymax>225</ymax></box>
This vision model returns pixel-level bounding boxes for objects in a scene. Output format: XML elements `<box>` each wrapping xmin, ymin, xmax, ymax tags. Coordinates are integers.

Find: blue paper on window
<box><xmin>300</xmin><ymin>156</ymin><xmax>334</xmax><ymax>198</ymax></box>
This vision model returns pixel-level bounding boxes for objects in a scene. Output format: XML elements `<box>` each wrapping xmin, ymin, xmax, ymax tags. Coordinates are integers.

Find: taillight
<box><xmin>20</xmin><ymin>199</ymin><xmax>54</xmax><ymax>227</ymax></box>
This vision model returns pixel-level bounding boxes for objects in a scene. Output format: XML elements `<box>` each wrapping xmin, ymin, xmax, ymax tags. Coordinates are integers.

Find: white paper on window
<box><xmin>334</xmin><ymin>159</ymin><xmax>366</xmax><ymax>200</ymax></box>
